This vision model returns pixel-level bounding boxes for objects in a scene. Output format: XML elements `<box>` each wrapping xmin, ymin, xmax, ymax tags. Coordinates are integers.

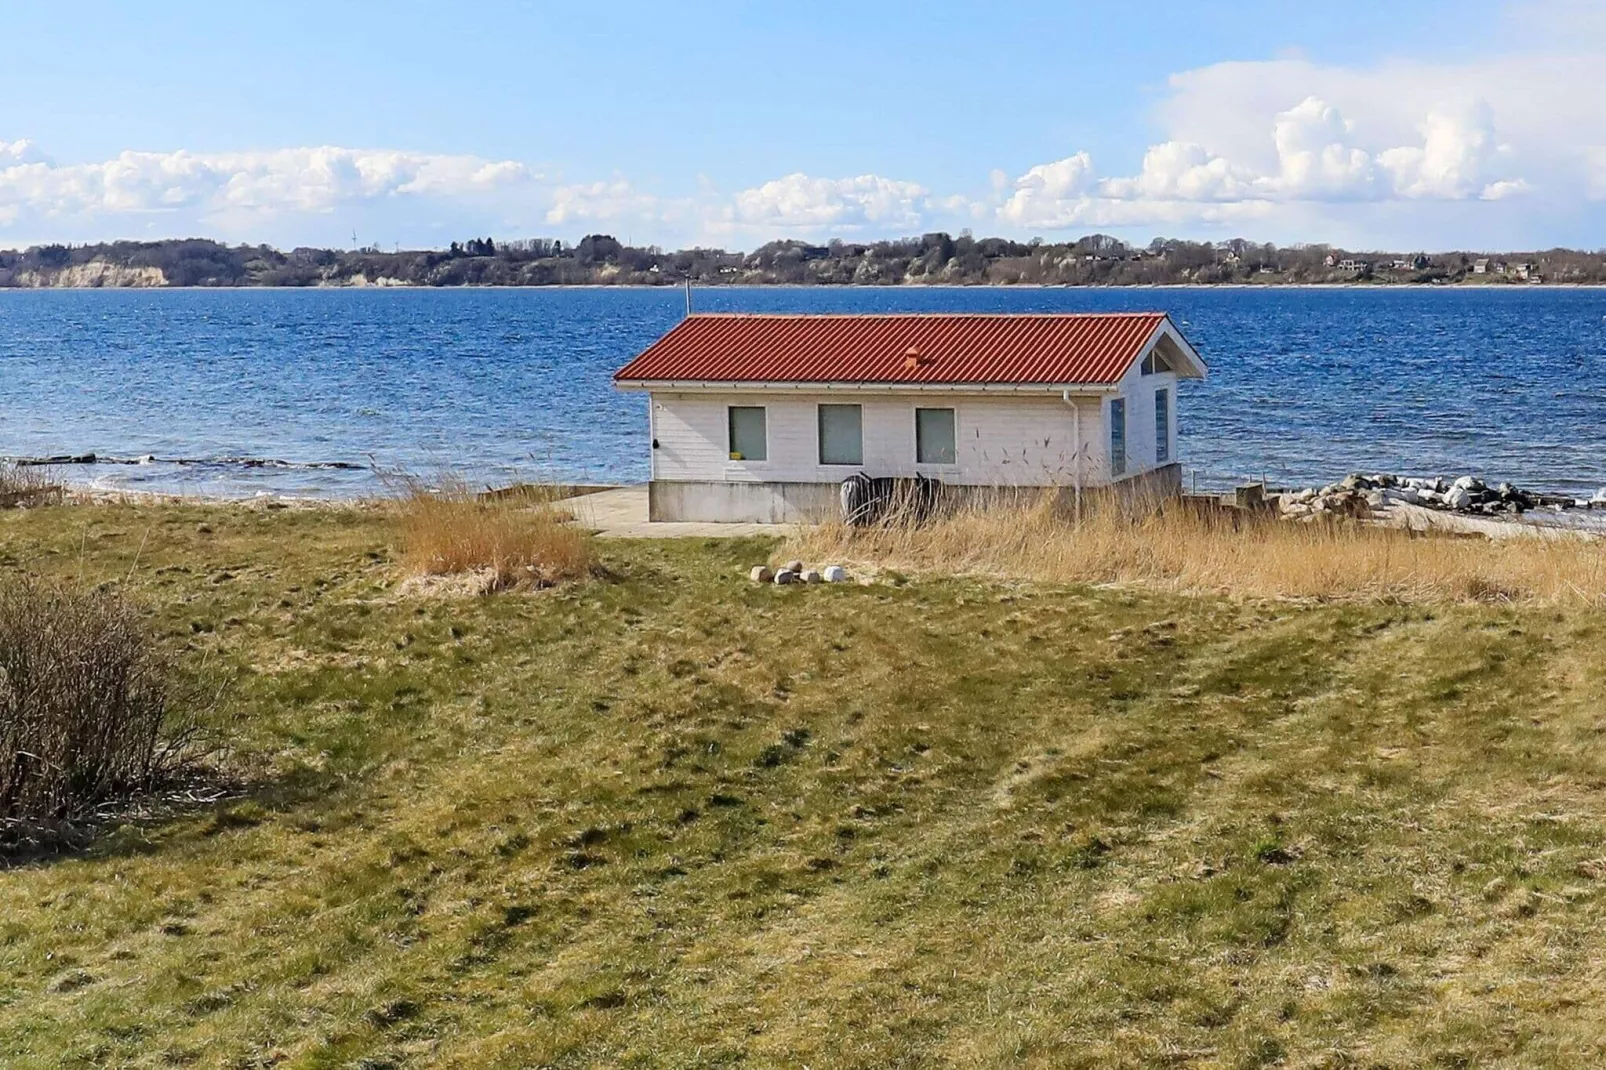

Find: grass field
<box><xmin>4</xmin><ymin>501</ymin><xmax>1606</xmax><ymax>1068</ymax></box>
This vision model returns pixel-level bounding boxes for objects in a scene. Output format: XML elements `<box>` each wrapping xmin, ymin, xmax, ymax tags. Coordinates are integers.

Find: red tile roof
<box><xmin>614</xmin><ymin>312</ymin><xmax>1175</xmax><ymax>386</ymax></box>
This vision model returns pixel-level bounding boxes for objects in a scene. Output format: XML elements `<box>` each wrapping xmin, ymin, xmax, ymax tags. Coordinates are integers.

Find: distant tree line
<box><xmin>2</xmin><ymin>233</ymin><xmax>1604</xmax><ymax>288</ymax></box>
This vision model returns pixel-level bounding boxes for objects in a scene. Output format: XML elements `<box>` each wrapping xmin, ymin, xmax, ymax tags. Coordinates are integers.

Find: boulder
<box><xmin>1445</xmin><ymin>487</ymin><xmax>1473</xmax><ymax>510</ymax></box>
<box><xmin>749</xmin><ymin>565</ymin><xmax>774</xmax><ymax>583</ymax></box>
<box><xmin>773</xmin><ymin>569</ymin><xmax>798</xmax><ymax>585</ymax></box>
<box><xmin>782</xmin><ymin>559</ymin><xmax>804</xmax><ymax>575</ymax></box>
<box><xmin>822</xmin><ymin>565</ymin><xmax>848</xmax><ymax>583</ymax></box>
<box><xmin>801</xmin><ymin>569</ymin><xmax>823</xmax><ymax>584</ymax></box>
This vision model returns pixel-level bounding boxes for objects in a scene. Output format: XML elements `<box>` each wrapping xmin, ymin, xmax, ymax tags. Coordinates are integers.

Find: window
<box><xmin>1154</xmin><ymin>388</ymin><xmax>1170</xmax><ymax>464</ymax></box>
<box><xmin>915</xmin><ymin>407</ymin><xmax>956</xmax><ymax>465</ymax></box>
<box><xmin>818</xmin><ymin>404</ymin><xmax>863</xmax><ymax>466</ymax></box>
<box><xmin>727</xmin><ymin>406</ymin><xmax>767</xmax><ymax>462</ymax></box>
<box><xmin>1109</xmin><ymin>398</ymin><xmax>1127</xmax><ymax>477</ymax></box>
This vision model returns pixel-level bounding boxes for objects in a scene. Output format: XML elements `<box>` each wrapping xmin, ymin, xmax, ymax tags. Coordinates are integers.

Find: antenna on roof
<box><xmin>684</xmin><ymin>276</ymin><xmax>693</xmax><ymax>318</ymax></box>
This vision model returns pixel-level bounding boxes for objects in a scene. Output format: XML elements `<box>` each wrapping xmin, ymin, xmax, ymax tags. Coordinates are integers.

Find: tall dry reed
<box><xmin>0</xmin><ymin>463</ymin><xmax>63</xmax><ymax>509</ymax></box>
<box><xmin>791</xmin><ymin>495</ymin><xmax>1606</xmax><ymax>604</ymax></box>
<box><xmin>390</xmin><ymin>473</ymin><xmax>592</xmax><ymax>590</ymax></box>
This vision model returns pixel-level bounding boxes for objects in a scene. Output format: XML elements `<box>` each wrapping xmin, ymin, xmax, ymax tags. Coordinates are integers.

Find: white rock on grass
<box><xmin>822</xmin><ymin>565</ymin><xmax>848</xmax><ymax>583</ymax></box>
<box><xmin>801</xmin><ymin>569</ymin><xmax>822</xmax><ymax>584</ymax></box>
<box><xmin>750</xmin><ymin>565</ymin><xmax>773</xmax><ymax>583</ymax></box>
<box><xmin>773</xmin><ymin>569</ymin><xmax>798</xmax><ymax>585</ymax></box>
<box><xmin>782</xmin><ymin>559</ymin><xmax>804</xmax><ymax>575</ymax></box>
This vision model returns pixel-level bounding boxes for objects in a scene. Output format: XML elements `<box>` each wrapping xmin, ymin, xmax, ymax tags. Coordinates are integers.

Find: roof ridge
<box><xmin>684</xmin><ymin>311</ymin><xmax>1166</xmax><ymax>319</ymax></box>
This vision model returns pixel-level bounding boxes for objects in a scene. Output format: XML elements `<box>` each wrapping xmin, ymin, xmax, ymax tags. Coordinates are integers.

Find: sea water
<box><xmin>1</xmin><ymin>285</ymin><xmax>1603</xmax><ymax>497</ymax></box>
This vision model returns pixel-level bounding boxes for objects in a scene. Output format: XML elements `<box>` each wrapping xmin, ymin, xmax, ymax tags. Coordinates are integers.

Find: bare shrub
<box><xmin>0</xmin><ymin>464</ymin><xmax>63</xmax><ymax>509</ymax></box>
<box><xmin>389</xmin><ymin>472</ymin><xmax>592</xmax><ymax>590</ymax></box>
<box><xmin>792</xmin><ymin>491</ymin><xmax>1606</xmax><ymax>605</ymax></box>
<box><xmin>0</xmin><ymin>576</ymin><xmax>204</xmax><ymax>832</ymax></box>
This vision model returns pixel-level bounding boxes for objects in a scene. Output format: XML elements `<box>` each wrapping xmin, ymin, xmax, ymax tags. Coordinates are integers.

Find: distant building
<box><xmin>1511</xmin><ymin>262</ymin><xmax>1536</xmax><ymax>280</ymax></box>
<box><xmin>1473</xmin><ymin>258</ymin><xmax>1491</xmax><ymax>274</ymax></box>
<box><xmin>1336</xmin><ymin>259</ymin><xmax>1368</xmax><ymax>273</ymax></box>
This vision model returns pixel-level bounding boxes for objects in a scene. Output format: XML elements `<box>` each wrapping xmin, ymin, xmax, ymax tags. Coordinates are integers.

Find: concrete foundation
<box><xmin>648</xmin><ymin>464</ymin><xmax>1184</xmax><ymax>524</ymax></box>
<box><xmin>648</xmin><ymin>480</ymin><xmax>843</xmax><ymax>523</ymax></box>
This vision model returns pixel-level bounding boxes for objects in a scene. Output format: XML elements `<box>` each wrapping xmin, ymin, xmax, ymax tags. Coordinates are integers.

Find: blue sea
<box><xmin>2</xmin><ymin>286</ymin><xmax>1604</xmax><ymax>497</ymax></box>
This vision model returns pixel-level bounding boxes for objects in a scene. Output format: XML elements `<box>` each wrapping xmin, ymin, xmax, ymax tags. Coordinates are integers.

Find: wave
<box><xmin>3</xmin><ymin>453</ymin><xmax>366</xmax><ymax>471</ymax></box>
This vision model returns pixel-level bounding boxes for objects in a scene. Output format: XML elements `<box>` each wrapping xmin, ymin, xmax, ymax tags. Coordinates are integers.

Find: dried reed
<box><xmin>388</xmin><ymin>471</ymin><xmax>592</xmax><ymax>590</ymax></box>
<box><xmin>791</xmin><ymin>492</ymin><xmax>1606</xmax><ymax>604</ymax></box>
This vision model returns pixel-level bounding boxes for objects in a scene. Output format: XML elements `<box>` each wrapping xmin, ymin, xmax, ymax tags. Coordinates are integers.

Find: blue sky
<box><xmin>3</xmin><ymin>0</ymin><xmax>1603</xmax><ymax>251</ymax></box>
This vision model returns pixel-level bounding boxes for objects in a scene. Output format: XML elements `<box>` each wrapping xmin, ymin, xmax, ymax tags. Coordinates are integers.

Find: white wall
<box><xmin>1104</xmin><ymin>363</ymin><xmax>1179</xmax><ymax>482</ymax></box>
<box><xmin>649</xmin><ymin>391</ymin><xmax>1107</xmax><ymax>487</ymax></box>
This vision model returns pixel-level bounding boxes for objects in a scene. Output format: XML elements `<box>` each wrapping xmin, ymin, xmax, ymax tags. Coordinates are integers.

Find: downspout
<box><xmin>1062</xmin><ymin>389</ymin><xmax>1081</xmax><ymax>525</ymax></box>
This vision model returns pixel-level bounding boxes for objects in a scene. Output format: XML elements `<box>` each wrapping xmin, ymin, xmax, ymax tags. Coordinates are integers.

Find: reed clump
<box><xmin>390</xmin><ymin>473</ymin><xmax>593</xmax><ymax>590</ymax></box>
<box><xmin>791</xmin><ymin>493</ymin><xmax>1606</xmax><ymax>604</ymax></box>
<box><xmin>0</xmin><ymin>463</ymin><xmax>63</xmax><ymax>509</ymax></box>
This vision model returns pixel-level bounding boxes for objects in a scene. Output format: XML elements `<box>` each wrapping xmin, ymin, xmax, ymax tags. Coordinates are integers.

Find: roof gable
<box><xmin>614</xmin><ymin>312</ymin><xmax>1203</xmax><ymax>388</ymax></box>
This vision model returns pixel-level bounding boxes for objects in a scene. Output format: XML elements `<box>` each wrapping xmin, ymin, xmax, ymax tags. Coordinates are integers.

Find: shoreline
<box><xmin>6</xmin><ymin>281</ymin><xmax>1606</xmax><ymax>293</ymax></box>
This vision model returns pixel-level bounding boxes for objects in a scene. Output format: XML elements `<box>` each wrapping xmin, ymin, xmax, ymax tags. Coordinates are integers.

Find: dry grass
<box><xmin>0</xmin><ymin>464</ymin><xmax>62</xmax><ymax>509</ymax></box>
<box><xmin>389</xmin><ymin>472</ymin><xmax>592</xmax><ymax>590</ymax></box>
<box><xmin>791</xmin><ymin>493</ymin><xmax>1606</xmax><ymax>604</ymax></box>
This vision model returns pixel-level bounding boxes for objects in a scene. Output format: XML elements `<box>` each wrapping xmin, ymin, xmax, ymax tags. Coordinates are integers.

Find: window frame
<box><xmin>914</xmin><ymin>406</ymin><xmax>958</xmax><ymax>467</ymax></box>
<box><xmin>1109</xmin><ymin>397</ymin><xmax>1127</xmax><ymax>478</ymax></box>
<box><xmin>726</xmin><ymin>404</ymin><xmax>769</xmax><ymax>464</ymax></box>
<box><xmin>817</xmin><ymin>402</ymin><xmax>864</xmax><ymax>467</ymax></box>
<box><xmin>1154</xmin><ymin>388</ymin><xmax>1170</xmax><ymax>465</ymax></box>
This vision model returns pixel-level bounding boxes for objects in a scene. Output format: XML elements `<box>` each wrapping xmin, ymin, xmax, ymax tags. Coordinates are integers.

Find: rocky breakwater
<box><xmin>1277</xmin><ymin>473</ymin><xmax>1606</xmax><ymax>525</ymax></box>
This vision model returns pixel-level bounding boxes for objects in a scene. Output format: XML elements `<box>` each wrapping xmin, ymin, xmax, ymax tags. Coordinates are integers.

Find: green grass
<box><xmin>3</xmin><ymin>502</ymin><xmax>1606</xmax><ymax>1067</ymax></box>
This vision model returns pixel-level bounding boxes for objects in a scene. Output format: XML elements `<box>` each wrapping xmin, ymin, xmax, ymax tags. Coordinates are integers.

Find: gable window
<box><xmin>1140</xmin><ymin>349</ymin><xmax>1174</xmax><ymax>375</ymax></box>
<box><xmin>1154</xmin><ymin>388</ymin><xmax>1170</xmax><ymax>464</ymax></box>
<box><xmin>915</xmin><ymin>407</ymin><xmax>957</xmax><ymax>464</ymax></box>
<box><xmin>728</xmin><ymin>405</ymin><xmax>767</xmax><ymax>462</ymax></box>
<box><xmin>1109</xmin><ymin>398</ymin><xmax>1127</xmax><ymax>477</ymax></box>
<box><xmin>818</xmin><ymin>403</ymin><xmax>863</xmax><ymax>466</ymax></box>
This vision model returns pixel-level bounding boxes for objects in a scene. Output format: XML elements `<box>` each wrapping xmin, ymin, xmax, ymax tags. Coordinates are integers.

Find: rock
<box><xmin>1418</xmin><ymin>489</ymin><xmax>1440</xmax><ymax>505</ymax></box>
<box><xmin>1445</xmin><ymin>487</ymin><xmax>1473</xmax><ymax>510</ymax></box>
<box><xmin>782</xmin><ymin>559</ymin><xmax>804</xmax><ymax>575</ymax></box>
<box><xmin>749</xmin><ymin>565</ymin><xmax>773</xmax><ymax>583</ymax></box>
<box><xmin>773</xmin><ymin>569</ymin><xmax>798</xmax><ymax>585</ymax></box>
<box><xmin>801</xmin><ymin>569</ymin><xmax>822</xmax><ymax>584</ymax></box>
<box><xmin>822</xmin><ymin>565</ymin><xmax>848</xmax><ymax>583</ymax></box>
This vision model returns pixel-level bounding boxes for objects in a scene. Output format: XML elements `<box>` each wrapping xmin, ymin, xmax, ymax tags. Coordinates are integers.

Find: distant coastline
<box><xmin>4</xmin><ymin>234</ymin><xmax>1604</xmax><ymax>289</ymax></box>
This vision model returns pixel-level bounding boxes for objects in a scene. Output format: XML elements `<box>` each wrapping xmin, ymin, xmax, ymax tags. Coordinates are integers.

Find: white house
<box><xmin>613</xmin><ymin>312</ymin><xmax>1207</xmax><ymax>523</ymax></box>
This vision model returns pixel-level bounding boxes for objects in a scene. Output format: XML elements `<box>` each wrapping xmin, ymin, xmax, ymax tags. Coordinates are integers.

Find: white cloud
<box><xmin>0</xmin><ymin>144</ymin><xmax>536</xmax><ymax>227</ymax></box>
<box><xmin>0</xmin><ymin>140</ymin><xmax>49</xmax><ymax>166</ymax></box>
<box><xmin>545</xmin><ymin>178</ymin><xmax>665</xmax><ymax>226</ymax></box>
<box><xmin>1375</xmin><ymin>103</ymin><xmax>1509</xmax><ymax>200</ymax></box>
<box><xmin>725</xmin><ymin>173</ymin><xmax>930</xmax><ymax>231</ymax></box>
<box><xmin>996</xmin><ymin>95</ymin><xmax>1530</xmax><ymax>231</ymax></box>
<box><xmin>1267</xmin><ymin>97</ymin><xmax>1376</xmax><ymax>198</ymax></box>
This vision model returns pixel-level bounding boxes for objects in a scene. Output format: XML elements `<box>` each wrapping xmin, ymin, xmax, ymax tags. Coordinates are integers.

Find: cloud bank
<box><xmin>4</xmin><ymin>3</ymin><xmax>1605</xmax><ymax>249</ymax></box>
